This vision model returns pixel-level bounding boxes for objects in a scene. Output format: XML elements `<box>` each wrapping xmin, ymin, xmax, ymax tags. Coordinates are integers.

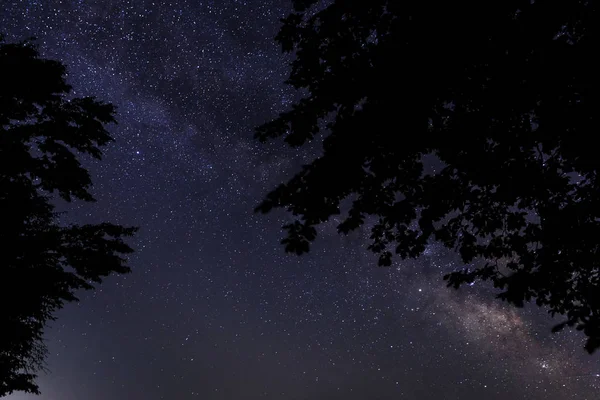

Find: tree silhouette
<box><xmin>256</xmin><ymin>1</ymin><xmax>600</xmax><ymax>351</ymax></box>
<box><xmin>0</xmin><ymin>35</ymin><xmax>137</xmax><ymax>396</ymax></box>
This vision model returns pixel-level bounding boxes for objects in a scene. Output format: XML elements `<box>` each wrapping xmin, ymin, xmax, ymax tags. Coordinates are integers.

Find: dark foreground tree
<box><xmin>0</xmin><ymin>36</ymin><xmax>137</xmax><ymax>396</ymax></box>
<box><xmin>256</xmin><ymin>1</ymin><xmax>600</xmax><ymax>351</ymax></box>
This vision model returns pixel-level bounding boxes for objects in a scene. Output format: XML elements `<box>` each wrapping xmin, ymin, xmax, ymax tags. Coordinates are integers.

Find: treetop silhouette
<box><xmin>256</xmin><ymin>1</ymin><xmax>600</xmax><ymax>351</ymax></box>
<box><xmin>0</xmin><ymin>35</ymin><xmax>137</xmax><ymax>396</ymax></box>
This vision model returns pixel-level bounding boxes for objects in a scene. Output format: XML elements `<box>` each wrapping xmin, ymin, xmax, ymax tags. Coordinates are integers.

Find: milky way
<box><xmin>2</xmin><ymin>1</ymin><xmax>600</xmax><ymax>399</ymax></box>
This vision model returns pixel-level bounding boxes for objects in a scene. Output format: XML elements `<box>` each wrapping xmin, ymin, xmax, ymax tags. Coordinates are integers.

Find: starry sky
<box><xmin>2</xmin><ymin>1</ymin><xmax>600</xmax><ymax>399</ymax></box>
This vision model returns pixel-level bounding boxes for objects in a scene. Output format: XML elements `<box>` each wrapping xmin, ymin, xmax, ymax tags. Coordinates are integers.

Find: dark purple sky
<box><xmin>2</xmin><ymin>1</ymin><xmax>600</xmax><ymax>399</ymax></box>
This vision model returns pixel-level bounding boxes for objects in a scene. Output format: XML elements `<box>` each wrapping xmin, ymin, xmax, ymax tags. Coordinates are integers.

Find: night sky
<box><xmin>2</xmin><ymin>1</ymin><xmax>600</xmax><ymax>399</ymax></box>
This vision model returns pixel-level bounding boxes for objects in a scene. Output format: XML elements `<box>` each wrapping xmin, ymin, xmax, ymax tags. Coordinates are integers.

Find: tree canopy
<box><xmin>0</xmin><ymin>36</ymin><xmax>137</xmax><ymax>396</ymax></box>
<box><xmin>256</xmin><ymin>1</ymin><xmax>600</xmax><ymax>351</ymax></box>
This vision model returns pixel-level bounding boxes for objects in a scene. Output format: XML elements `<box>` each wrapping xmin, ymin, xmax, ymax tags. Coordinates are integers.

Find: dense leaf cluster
<box><xmin>256</xmin><ymin>1</ymin><xmax>600</xmax><ymax>351</ymax></box>
<box><xmin>0</xmin><ymin>36</ymin><xmax>137</xmax><ymax>396</ymax></box>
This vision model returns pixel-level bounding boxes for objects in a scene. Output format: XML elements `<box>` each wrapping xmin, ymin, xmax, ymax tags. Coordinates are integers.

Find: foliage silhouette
<box><xmin>0</xmin><ymin>35</ymin><xmax>137</xmax><ymax>396</ymax></box>
<box><xmin>256</xmin><ymin>1</ymin><xmax>600</xmax><ymax>351</ymax></box>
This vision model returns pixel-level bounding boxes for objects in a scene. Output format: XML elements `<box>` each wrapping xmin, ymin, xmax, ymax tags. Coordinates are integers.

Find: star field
<box><xmin>2</xmin><ymin>1</ymin><xmax>600</xmax><ymax>399</ymax></box>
